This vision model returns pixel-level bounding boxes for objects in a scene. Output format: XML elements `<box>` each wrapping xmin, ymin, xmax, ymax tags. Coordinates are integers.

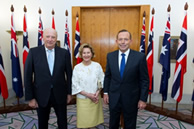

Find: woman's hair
<box><xmin>78</xmin><ymin>43</ymin><xmax>95</xmax><ymax>59</ymax></box>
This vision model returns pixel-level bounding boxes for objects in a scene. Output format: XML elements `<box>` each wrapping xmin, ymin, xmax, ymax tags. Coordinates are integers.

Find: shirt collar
<box><xmin>119</xmin><ymin>49</ymin><xmax>130</xmax><ymax>56</ymax></box>
<box><xmin>45</xmin><ymin>47</ymin><xmax>55</xmax><ymax>52</ymax></box>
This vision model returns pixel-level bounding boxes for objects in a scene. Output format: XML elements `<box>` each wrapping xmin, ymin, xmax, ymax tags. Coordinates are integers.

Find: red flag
<box><xmin>0</xmin><ymin>47</ymin><xmax>9</xmax><ymax>99</ymax></box>
<box><xmin>146</xmin><ymin>15</ymin><xmax>154</xmax><ymax>94</ymax></box>
<box><xmin>171</xmin><ymin>10</ymin><xmax>187</xmax><ymax>102</ymax></box>
<box><xmin>23</xmin><ymin>11</ymin><xmax>29</xmax><ymax>69</ymax></box>
<box><xmin>52</xmin><ymin>15</ymin><xmax>55</xmax><ymax>29</ymax></box>
<box><xmin>74</xmin><ymin>17</ymin><xmax>82</xmax><ymax>64</ymax></box>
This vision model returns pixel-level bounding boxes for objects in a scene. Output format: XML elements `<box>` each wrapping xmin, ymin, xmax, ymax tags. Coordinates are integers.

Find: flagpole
<box><xmin>3</xmin><ymin>99</ymin><xmax>6</xmax><ymax>108</ymax></box>
<box><xmin>192</xmin><ymin>105</ymin><xmax>194</xmax><ymax>119</ymax></box>
<box><xmin>17</xmin><ymin>97</ymin><xmax>20</xmax><ymax>105</ymax></box>
<box><xmin>149</xmin><ymin>94</ymin><xmax>151</xmax><ymax>105</ymax></box>
<box><xmin>175</xmin><ymin>101</ymin><xmax>178</xmax><ymax>114</ymax></box>
<box><xmin>161</xmin><ymin>99</ymin><xmax>164</xmax><ymax>110</ymax></box>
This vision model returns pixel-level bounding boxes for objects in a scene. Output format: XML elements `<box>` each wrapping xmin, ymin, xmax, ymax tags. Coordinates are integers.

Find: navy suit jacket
<box><xmin>24</xmin><ymin>45</ymin><xmax>72</xmax><ymax>107</ymax></box>
<box><xmin>104</xmin><ymin>49</ymin><xmax>149</xmax><ymax>111</ymax></box>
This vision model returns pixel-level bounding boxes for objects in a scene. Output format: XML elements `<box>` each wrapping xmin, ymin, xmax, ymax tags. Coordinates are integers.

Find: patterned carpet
<box><xmin>0</xmin><ymin>104</ymin><xmax>194</xmax><ymax>129</ymax></box>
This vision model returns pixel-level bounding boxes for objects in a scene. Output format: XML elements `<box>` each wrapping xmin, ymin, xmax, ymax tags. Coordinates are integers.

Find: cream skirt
<box><xmin>76</xmin><ymin>96</ymin><xmax>104</xmax><ymax>128</ymax></box>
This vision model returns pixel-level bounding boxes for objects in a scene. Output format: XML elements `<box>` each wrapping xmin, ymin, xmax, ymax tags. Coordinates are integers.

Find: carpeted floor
<box><xmin>0</xmin><ymin>104</ymin><xmax>194</xmax><ymax>129</ymax></box>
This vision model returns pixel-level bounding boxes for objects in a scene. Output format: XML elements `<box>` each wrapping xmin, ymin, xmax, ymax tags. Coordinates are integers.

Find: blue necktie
<box><xmin>47</xmin><ymin>49</ymin><xmax>54</xmax><ymax>75</ymax></box>
<box><xmin>120</xmin><ymin>53</ymin><xmax>125</xmax><ymax>78</ymax></box>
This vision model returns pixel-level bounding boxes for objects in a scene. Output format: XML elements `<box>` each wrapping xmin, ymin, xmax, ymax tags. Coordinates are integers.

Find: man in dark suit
<box><xmin>103</xmin><ymin>29</ymin><xmax>149</xmax><ymax>129</ymax></box>
<box><xmin>24</xmin><ymin>28</ymin><xmax>72</xmax><ymax>129</ymax></box>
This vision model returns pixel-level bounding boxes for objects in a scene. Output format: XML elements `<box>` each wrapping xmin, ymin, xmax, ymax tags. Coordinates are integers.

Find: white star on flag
<box><xmin>140</xmin><ymin>45</ymin><xmax>144</xmax><ymax>52</ymax></box>
<box><xmin>161</xmin><ymin>45</ymin><xmax>168</xmax><ymax>55</ymax></box>
<box><xmin>13</xmin><ymin>77</ymin><xmax>18</xmax><ymax>82</ymax></box>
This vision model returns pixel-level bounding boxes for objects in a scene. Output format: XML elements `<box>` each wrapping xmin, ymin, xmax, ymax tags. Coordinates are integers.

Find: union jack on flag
<box><xmin>0</xmin><ymin>47</ymin><xmax>9</xmax><ymax>99</ymax></box>
<box><xmin>23</xmin><ymin>12</ymin><xmax>29</xmax><ymax>69</ymax></box>
<box><xmin>11</xmin><ymin>12</ymin><xmax>23</xmax><ymax>98</ymax></box>
<box><xmin>38</xmin><ymin>15</ymin><xmax>43</xmax><ymax>46</ymax></box>
<box><xmin>146</xmin><ymin>15</ymin><xmax>154</xmax><ymax>94</ymax></box>
<box><xmin>171</xmin><ymin>11</ymin><xmax>187</xmax><ymax>102</ymax></box>
<box><xmin>140</xmin><ymin>16</ymin><xmax>145</xmax><ymax>53</ymax></box>
<box><xmin>64</xmin><ymin>17</ymin><xmax>71</xmax><ymax>56</ymax></box>
<box><xmin>159</xmin><ymin>13</ymin><xmax>171</xmax><ymax>101</ymax></box>
<box><xmin>74</xmin><ymin>16</ymin><xmax>82</xmax><ymax>64</ymax></box>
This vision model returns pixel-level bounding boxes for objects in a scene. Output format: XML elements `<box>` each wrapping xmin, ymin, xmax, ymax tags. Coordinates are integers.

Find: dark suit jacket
<box><xmin>104</xmin><ymin>49</ymin><xmax>149</xmax><ymax>111</ymax></box>
<box><xmin>24</xmin><ymin>45</ymin><xmax>72</xmax><ymax>107</ymax></box>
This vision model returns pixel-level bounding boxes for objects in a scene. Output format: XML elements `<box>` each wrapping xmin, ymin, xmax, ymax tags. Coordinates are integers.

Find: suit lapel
<box><xmin>112</xmin><ymin>51</ymin><xmax>120</xmax><ymax>79</ymax></box>
<box><xmin>52</xmin><ymin>46</ymin><xmax>58</xmax><ymax>76</ymax></box>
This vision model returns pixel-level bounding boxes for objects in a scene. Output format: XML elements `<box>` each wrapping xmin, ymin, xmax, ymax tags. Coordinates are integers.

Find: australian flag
<box><xmin>11</xmin><ymin>13</ymin><xmax>23</xmax><ymax>98</ymax></box>
<box><xmin>38</xmin><ymin>15</ymin><xmax>43</xmax><ymax>46</ymax></box>
<box><xmin>159</xmin><ymin>13</ymin><xmax>171</xmax><ymax>101</ymax></box>
<box><xmin>139</xmin><ymin>17</ymin><xmax>145</xmax><ymax>53</ymax></box>
<box><xmin>171</xmin><ymin>11</ymin><xmax>187</xmax><ymax>103</ymax></box>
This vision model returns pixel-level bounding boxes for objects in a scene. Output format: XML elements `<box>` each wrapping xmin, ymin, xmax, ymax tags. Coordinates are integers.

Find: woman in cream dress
<box><xmin>72</xmin><ymin>43</ymin><xmax>104</xmax><ymax>128</ymax></box>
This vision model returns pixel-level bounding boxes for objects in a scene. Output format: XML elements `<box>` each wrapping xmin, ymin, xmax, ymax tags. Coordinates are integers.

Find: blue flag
<box><xmin>159</xmin><ymin>14</ymin><xmax>171</xmax><ymax>101</ymax></box>
<box><xmin>11</xmin><ymin>13</ymin><xmax>23</xmax><ymax>98</ymax></box>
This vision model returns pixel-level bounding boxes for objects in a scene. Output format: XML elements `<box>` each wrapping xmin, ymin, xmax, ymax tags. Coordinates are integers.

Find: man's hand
<box><xmin>103</xmin><ymin>94</ymin><xmax>109</xmax><ymax>104</ymax></box>
<box><xmin>138</xmin><ymin>100</ymin><xmax>146</xmax><ymax>110</ymax></box>
<box><xmin>67</xmin><ymin>95</ymin><xmax>72</xmax><ymax>104</ymax></box>
<box><xmin>28</xmin><ymin>99</ymin><xmax>38</xmax><ymax>108</ymax></box>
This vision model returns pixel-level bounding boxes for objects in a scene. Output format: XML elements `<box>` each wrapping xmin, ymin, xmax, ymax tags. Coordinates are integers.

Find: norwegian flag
<box><xmin>64</xmin><ymin>17</ymin><xmax>71</xmax><ymax>56</ymax></box>
<box><xmin>139</xmin><ymin>16</ymin><xmax>146</xmax><ymax>53</ymax></box>
<box><xmin>171</xmin><ymin>11</ymin><xmax>187</xmax><ymax>102</ymax></box>
<box><xmin>0</xmin><ymin>47</ymin><xmax>9</xmax><ymax>99</ymax></box>
<box><xmin>11</xmin><ymin>13</ymin><xmax>23</xmax><ymax>98</ymax></box>
<box><xmin>159</xmin><ymin>13</ymin><xmax>171</xmax><ymax>101</ymax></box>
<box><xmin>52</xmin><ymin>15</ymin><xmax>55</xmax><ymax>29</ymax></box>
<box><xmin>23</xmin><ymin>12</ymin><xmax>29</xmax><ymax>69</ymax></box>
<box><xmin>146</xmin><ymin>15</ymin><xmax>154</xmax><ymax>94</ymax></box>
<box><xmin>74</xmin><ymin>17</ymin><xmax>82</xmax><ymax>64</ymax></box>
<box><xmin>192</xmin><ymin>59</ymin><xmax>194</xmax><ymax>107</ymax></box>
<box><xmin>38</xmin><ymin>15</ymin><xmax>43</xmax><ymax>46</ymax></box>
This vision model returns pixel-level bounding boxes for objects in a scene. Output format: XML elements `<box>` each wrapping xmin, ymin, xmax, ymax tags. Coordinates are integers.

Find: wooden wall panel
<box><xmin>72</xmin><ymin>6</ymin><xmax>150</xmax><ymax>71</ymax></box>
<box><xmin>109</xmin><ymin>7</ymin><xmax>140</xmax><ymax>51</ymax></box>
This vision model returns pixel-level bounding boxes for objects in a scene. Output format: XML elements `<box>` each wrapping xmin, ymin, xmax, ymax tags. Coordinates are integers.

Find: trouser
<box><xmin>36</xmin><ymin>89</ymin><xmax>67</xmax><ymax>129</ymax></box>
